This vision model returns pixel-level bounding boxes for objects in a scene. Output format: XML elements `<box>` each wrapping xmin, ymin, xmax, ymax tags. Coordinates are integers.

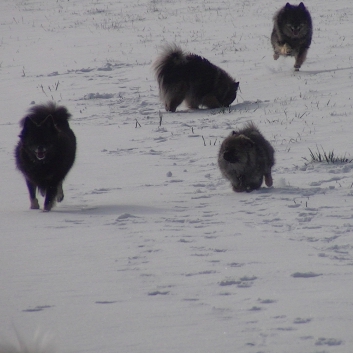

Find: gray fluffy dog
<box><xmin>218</xmin><ymin>123</ymin><xmax>275</xmax><ymax>192</ymax></box>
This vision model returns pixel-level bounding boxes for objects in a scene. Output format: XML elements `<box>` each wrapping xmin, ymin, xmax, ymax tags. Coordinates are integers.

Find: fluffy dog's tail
<box><xmin>152</xmin><ymin>43</ymin><xmax>187</xmax><ymax>82</ymax></box>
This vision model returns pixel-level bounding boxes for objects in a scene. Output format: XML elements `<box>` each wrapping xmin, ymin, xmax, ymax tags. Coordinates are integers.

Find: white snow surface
<box><xmin>1</xmin><ymin>0</ymin><xmax>353</xmax><ymax>352</ymax></box>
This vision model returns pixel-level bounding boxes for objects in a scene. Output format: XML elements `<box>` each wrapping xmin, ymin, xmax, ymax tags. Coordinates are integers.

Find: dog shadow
<box><xmin>298</xmin><ymin>66</ymin><xmax>353</xmax><ymax>75</ymax></box>
<box><xmin>56</xmin><ymin>203</ymin><xmax>169</xmax><ymax>216</ymax></box>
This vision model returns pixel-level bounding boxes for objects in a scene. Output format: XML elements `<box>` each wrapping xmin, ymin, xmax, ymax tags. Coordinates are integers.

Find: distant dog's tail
<box><xmin>153</xmin><ymin>44</ymin><xmax>187</xmax><ymax>84</ymax></box>
<box><xmin>152</xmin><ymin>43</ymin><xmax>187</xmax><ymax>82</ymax></box>
<box><xmin>152</xmin><ymin>44</ymin><xmax>189</xmax><ymax>111</ymax></box>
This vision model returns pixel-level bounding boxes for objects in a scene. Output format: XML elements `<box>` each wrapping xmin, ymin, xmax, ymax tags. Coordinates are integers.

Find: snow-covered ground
<box><xmin>1</xmin><ymin>0</ymin><xmax>353</xmax><ymax>352</ymax></box>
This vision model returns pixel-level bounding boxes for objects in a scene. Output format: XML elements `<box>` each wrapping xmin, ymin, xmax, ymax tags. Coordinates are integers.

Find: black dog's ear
<box><xmin>285</xmin><ymin>3</ymin><xmax>292</xmax><ymax>9</ymax></box>
<box><xmin>19</xmin><ymin>116</ymin><xmax>34</xmax><ymax>138</ymax></box>
<box><xmin>55</xmin><ymin>106</ymin><xmax>71</xmax><ymax>120</ymax></box>
<box><xmin>298</xmin><ymin>2</ymin><xmax>305</xmax><ymax>10</ymax></box>
<box><xmin>48</xmin><ymin>114</ymin><xmax>62</xmax><ymax>132</ymax></box>
<box><xmin>234</xmin><ymin>82</ymin><xmax>240</xmax><ymax>91</ymax></box>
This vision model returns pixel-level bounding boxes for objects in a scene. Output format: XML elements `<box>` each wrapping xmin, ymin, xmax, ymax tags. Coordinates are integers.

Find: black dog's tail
<box><xmin>152</xmin><ymin>43</ymin><xmax>188</xmax><ymax>92</ymax></box>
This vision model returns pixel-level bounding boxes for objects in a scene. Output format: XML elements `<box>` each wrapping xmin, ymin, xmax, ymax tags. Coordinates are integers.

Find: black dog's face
<box><xmin>223</xmin><ymin>81</ymin><xmax>239</xmax><ymax>107</ymax></box>
<box><xmin>19</xmin><ymin>116</ymin><xmax>58</xmax><ymax>161</ymax></box>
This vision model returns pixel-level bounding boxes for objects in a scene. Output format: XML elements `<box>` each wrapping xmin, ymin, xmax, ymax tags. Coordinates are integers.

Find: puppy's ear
<box><xmin>238</xmin><ymin>135</ymin><xmax>254</xmax><ymax>149</ymax></box>
<box><xmin>285</xmin><ymin>3</ymin><xmax>292</xmax><ymax>9</ymax></box>
<box><xmin>298</xmin><ymin>2</ymin><xmax>306</xmax><ymax>10</ymax></box>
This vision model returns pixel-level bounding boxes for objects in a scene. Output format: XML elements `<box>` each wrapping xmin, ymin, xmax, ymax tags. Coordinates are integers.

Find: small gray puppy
<box><xmin>218</xmin><ymin>123</ymin><xmax>275</xmax><ymax>192</ymax></box>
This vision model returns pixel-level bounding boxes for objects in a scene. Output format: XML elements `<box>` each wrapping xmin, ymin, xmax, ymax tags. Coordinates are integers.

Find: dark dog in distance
<box><xmin>271</xmin><ymin>2</ymin><xmax>312</xmax><ymax>71</ymax></box>
<box><xmin>15</xmin><ymin>102</ymin><xmax>76</xmax><ymax>211</ymax></box>
<box><xmin>153</xmin><ymin>44</ymin><xmax>239</xmax><ymax>112</ymax></box>
<box><xmin>218</xmin><ymin>122</ymin><xmax>275</xmax><ymax>192</ymax></box>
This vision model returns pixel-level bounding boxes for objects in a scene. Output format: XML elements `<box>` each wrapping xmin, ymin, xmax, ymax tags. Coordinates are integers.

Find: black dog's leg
<box><xmin>201</xmin><ymin>94</ymin><xmax>222</xmax><ymax>109</ymax></box>
<box><xmin>26</xmin><ymin>179</ymin><xmax>39</xmax><ymax>209</ymax></box>
<box><xmin>56</xmin><ymin>181</ymin><xmax>64</xmax><ymax>202</ymax></box>
<box><xmin>264</xmin><ymin>171</ymin><xmax>273</xmax><ymax>187</ymax></box>
<box><xmin>43</xmin><ymin>185</ymin><xmax>58</xmax><ymax>212</ymax></box>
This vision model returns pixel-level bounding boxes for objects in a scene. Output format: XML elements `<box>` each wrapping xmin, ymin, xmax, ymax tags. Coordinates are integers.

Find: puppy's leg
<box><xmin>26</xmin><ymin>179</ymin><xmax>39</xmax><ymax>209</ymax></box>
<box><xmin>231</xmin><ymin>175</ymin><xmax>246</xmax><ymax>192</ymax></box>
<box><xmin>294</xmin><ymin>48</ymin><xmax>308</xmax><ymax>71</ymax></box>
<box><xmin>246</xmin><ymin>177</ymin><xmax>264</xmax><ymax>192</ymax></box>
<box><xmin>264</xmin><ymin>172</ymin><xmax>273</xmax><ymax>187</ymax></box>
<box><xmin>56</xmin><ymin>181</ymin><xmax>64</xmax><ymax>202</ymax></box>
<box><xmin>232</xmin><ymin>184</ymin><xmax>246</xmax><ymax>192</ymax></box>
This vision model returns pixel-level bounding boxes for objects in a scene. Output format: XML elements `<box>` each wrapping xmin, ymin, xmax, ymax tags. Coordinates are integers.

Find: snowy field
<box><xmin>1</xmin><ymin>0</ymin><xmax>353</xmax><ymax>352</ymax></box>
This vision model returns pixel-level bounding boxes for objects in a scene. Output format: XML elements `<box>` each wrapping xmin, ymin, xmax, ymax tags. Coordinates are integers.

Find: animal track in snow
<box><xmin>22</xmin><ymin>305</ymin><xmax>53</xmax><ymax>312</ymax></box>
<box><xmin>219</xmin><ymin>276</ymin><xmax>257</xmax><ymax>288</ymax></box>
<box><xmin>315</xmin><ymin>337</ymin><xmax>343</xmax><ymax>346</ymax></box>
<box><xmin>293</xmin><ymin>317</ymin><xmax>312</xmax><ymax>324</ymax></box>
<box><xmin>291</xmin><ymin>272</ymin><xmax>322</xmax><ymax>278</ymax></box>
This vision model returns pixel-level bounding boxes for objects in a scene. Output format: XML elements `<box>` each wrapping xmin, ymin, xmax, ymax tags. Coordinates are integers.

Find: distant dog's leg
<box><xmin>294</xmin><ymin>48</ymin><xmax>308</xmax><ymax>71</ymax></box>
<box><xmin>185</xmin><ymin>96</ymin><xmax>199</xmax><ymax>110</ymax></box>
<box><xmin>271</xmin><ymin>30</ymin><xmax>280</xmax><ymax>60</ymax></box>
<box><xmin>280</xmin><ymin>43</ymin><xmax>292</xmax><ymax>56</ymax></box>
<box><xmin>43</xmin><ymin>185</ymin><xmax>58</xmax><ymax>212</ymax></box>
<box><xmin>201</xmin><ymin>94</ymin><xmax>222</xmax><ymax>109</ymax></box>
<box><xmin>26</xmin><ymin>180</ymin><xmax>39</xmax><ymax>209</ymax></box>
<box><xmin>272</xmin><ymin>43</ymin><xmax>281</xmax><ymax>59</ymax></box>
<box><xmin>56</xmin><ymin>182</ymin><xmax>64</xmax><ymax>202</ymax></box>
<box><xmin>273</xmin><ymin>42</ymin><xmax>292</xmax><ymax>58</ymax></box>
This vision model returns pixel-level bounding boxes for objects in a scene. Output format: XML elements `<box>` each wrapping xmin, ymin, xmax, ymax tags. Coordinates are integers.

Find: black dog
<box><xmin>153</xmin><ymin>44</ymin><xmax>239</xmax><ymax>112</ymax></box>
<box><xmin>271</xmin><ymin>2</ymin><xmax>312</xmax><ymax>71</ymax></box>
<box><xmin>15</xmin><ymin>102</ymin><xmax>76</xmax><ymax>211</ymax></box>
